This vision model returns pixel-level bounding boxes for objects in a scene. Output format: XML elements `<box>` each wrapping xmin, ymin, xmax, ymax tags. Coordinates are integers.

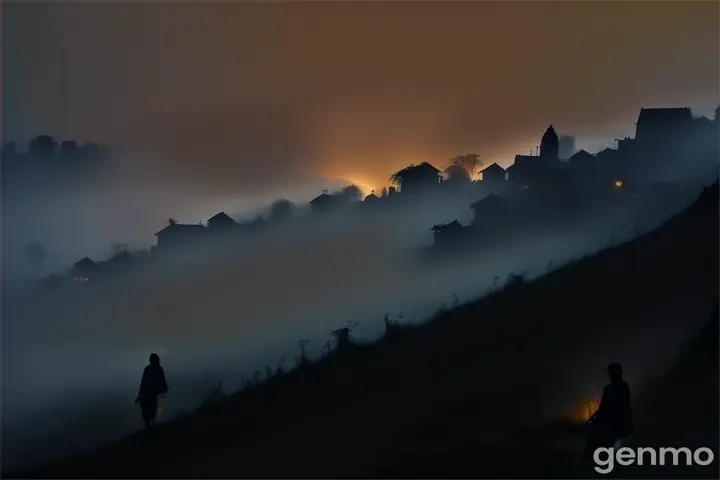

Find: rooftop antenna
<box><xmin>536</xmin><ymin>146</ymin><xmax>539</xmax><ymax>156</ymax></box>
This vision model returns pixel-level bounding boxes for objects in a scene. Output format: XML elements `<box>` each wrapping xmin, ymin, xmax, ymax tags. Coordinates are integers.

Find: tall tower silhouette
<box><xmin>540</xmin><ymin>125</ymin><xmax>559</xmax><ymax>160</ymax></box>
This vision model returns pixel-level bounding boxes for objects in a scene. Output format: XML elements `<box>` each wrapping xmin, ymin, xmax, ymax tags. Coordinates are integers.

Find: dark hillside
<box><xmin>12</xmin><ymin>182</ymin><xmax>719</xmax><ymax>479</ymax></box>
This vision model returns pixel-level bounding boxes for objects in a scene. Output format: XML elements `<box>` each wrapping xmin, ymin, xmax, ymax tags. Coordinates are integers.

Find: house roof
<box><xmin>694</xmin><ymin>116</ymin><xmax>713</xmax><ymax>126</ymax></box>
<box><xmin>309</xmin><ymin>192</ymin><xmax>333</xmax><ymax>205</ymax></box>
<box><xmin>479</xmin><ymin>162</ymin><xmax>506</xmax><ymax>174</ymax></box>
<box><xmin>208</xmin><ymin>211</ymin><xmax>235</xmax><ymax>224</ymax></box>
<box><xmin>512</xmin><ymin>155</ymin><xmax>542</xmax><ymax>169</ymax></box>
<box><xmin>569</xmin><ymin>149</ymin><xmax>595</xmax><ymax>162</ymax></box>
<box><xmin>596</xmin><ymin>147</ymin><xmax>618</xmax><ymax>157</ymax></box>
<box><xmin>431</xmin><ymin>220</ymin><xmax>464</xmax><ymax>232</ymax></box>
<box><xmin>364</xmin><ymin>193</ymin><xmax>380</xmax><ymax>202</ymax></box>
<box><xmin>637</xmin><ymin>107</ymin><xmax>692</xmax><ymax>127</ymax></box>
<box><xmin>396</xmin><ymin>162</ymin><xmax>441</xmax><ymax>177</ymax></box>
<box><xmin>154</xmin><ymin>223</ymin><xmax>205</xmax><ymax>236</ymax></box>
<box><xmin>73</xmin><ymin>256</ymin><xmax>95</xmax><ymax>268</ymax></box>
<box><xmin>415</xmin><ymin>161</ymin><xmax>441</xmax><ymax>173</ymax></box>
<box><xmin>470</xmin><ymin>194</ymin><xmax>505</xmax><ymax>210</ymax></box>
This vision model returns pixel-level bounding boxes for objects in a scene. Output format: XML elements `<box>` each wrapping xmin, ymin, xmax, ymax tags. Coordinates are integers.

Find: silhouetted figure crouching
<box><xmin>135</xmin><ymin>353</ymin><xmax>169</xmax><ymax>429</ymax></box>
<box><xmin>585</xmin><ymin>363</ymin><xmax>634</xmax><ymax>457</ymax></box>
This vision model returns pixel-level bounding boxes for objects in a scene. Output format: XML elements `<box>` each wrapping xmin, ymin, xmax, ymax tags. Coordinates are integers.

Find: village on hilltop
<box><xmin>37</xmin><ymin>106</ymin><xmax>719</xmax><ymax>286</ymax></box>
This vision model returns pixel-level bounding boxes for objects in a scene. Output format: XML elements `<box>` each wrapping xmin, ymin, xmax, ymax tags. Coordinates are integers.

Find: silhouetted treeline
<box><xmin>1</xmin><ymin>135</ymin><xmax>112</xmax><ymax>188</ymax></box>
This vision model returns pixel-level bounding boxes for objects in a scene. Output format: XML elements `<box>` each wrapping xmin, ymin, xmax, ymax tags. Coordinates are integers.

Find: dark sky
<box><xmin>3</xmin><ymin>1</ymin><xmax>718</xmax><ymax>191</ymax></box>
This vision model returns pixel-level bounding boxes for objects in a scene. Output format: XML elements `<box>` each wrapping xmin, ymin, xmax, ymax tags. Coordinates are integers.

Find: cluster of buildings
<box><xmin>428</xmin><ymin>106</ymin><xmax>718</xmax><ymax>249</ymax></box>
<box><xmin>49</xmin><ymin>106</ymin><xmax>718</xmax><ymax>284</ymax></box>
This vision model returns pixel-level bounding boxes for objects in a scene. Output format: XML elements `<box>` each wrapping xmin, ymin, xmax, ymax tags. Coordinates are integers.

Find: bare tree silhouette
<box><xmin>445</xmin><ymin>154</ymin><xmax>482</xmax><ymax>180</ymax></box>
<box><xmin>339</xmin><ymin>184</ymin><xmax>362</xmax><ymax>200</ymax></box>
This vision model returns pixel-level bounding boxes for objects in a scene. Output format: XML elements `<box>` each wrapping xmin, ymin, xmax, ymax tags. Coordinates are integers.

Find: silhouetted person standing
<box><xmin>585</xmin><ymin>363</ymin><xmax>634</xmax><ymax>456</ymax></box>
<box><xmin>135</xmin><ymin>353</ymin><xmax>169</xmax><ymax>429</ymax></box>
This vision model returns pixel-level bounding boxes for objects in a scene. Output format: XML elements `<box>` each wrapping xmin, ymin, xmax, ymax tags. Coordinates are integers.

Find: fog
<box><xmin>2</xmin><ymin>144</ymin><xmax>717</xmax><ymax>472</ymax></box>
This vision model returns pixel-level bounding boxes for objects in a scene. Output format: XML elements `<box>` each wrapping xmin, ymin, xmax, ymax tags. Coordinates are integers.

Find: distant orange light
<box><xmin>614</xmin><ymin>180</ymin><xmax>623</xmax><ymax>188</ymax></box>
<box><xmin>573</xmin><ymin>397</ymin><xmax>600</xmax><ymax>423</ymax></box>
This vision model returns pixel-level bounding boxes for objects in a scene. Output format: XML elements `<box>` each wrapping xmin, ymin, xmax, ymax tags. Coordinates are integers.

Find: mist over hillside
<box><xmin>1</xmin><ymin>168</ymin><xmax>707</xmax><ymax>471</ymax></box>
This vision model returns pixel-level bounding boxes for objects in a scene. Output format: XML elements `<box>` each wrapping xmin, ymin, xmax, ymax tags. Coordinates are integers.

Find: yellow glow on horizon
<box><xmin>341</xmin><ymin>175</ymin><xmax>380</xmax><ymax>197</ymax></box>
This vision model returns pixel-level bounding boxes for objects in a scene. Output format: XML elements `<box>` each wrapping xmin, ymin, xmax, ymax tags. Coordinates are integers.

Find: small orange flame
<box><xmin>573</xmin><ymin>397</ymin><xmax>600</xmax><ymax>423</ymax></box>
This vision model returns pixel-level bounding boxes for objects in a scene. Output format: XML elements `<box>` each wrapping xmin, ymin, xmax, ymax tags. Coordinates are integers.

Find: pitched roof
<box><xmin>637</xmin><ymin>107</ymin><xmax>692</xmax><ymax>126</ymax></box>
<box><xmin>207</xmin><ymin>211</ymin><xmax>235</xmax><ymax>224</ymax></box>
<box><xmin>364</xmin><ymin>193</ymin><xmax>380</xmax><ymax>202</ymax></box>
<box><xmin>397</xmin><ymin>162</ymin><xmax>441</xmax><ymax>176</ymax></box>
<box><xmin>470</xmin><ymin>194</ymin><xmax>505</xmax><ymax>210</ymax></box>
<box><xmin>73</xmin><ymin>256</ymin><xmax>95</xmax><ymax>268</ymax></box>
<box><xmin>154</xmin><ymin>223</ymin><xmax>205</xmax><ymax>236</ymax></box>
<box><xmin>596</xmin><ymin>147</ymin><xmax>618</xmax><ymax>157</ymax></box>
<box><xmin>415</xmin><ymin>161</ymin><xmax>441</xmax><ymax>173</ymax></box>
<box><xmin>569</xmin><ymin>149</ymin><xmax>595</xmax><ymax>162</ymax></box>
<box><xmin>479</xmin><ymin>162</ymin><xmax>506</xmax><ymax>174</ymax></box>
<box><xmin>309</xmin><ymin>192</ymin><xmax>333</xmax><ymax>205</ymax></box>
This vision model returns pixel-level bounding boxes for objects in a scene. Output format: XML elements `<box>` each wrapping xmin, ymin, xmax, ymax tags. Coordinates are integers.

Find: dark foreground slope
<box><xmin>13</xmin><ymin>183</ymin><xmax>719</xmax><ymax>479</ymax></box>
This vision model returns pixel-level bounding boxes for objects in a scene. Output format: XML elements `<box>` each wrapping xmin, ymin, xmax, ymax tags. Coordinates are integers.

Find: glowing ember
<box><xmin>573</xmin><ymin>397</ymin><xmax>600</xmax><ymax>423</ymax></box>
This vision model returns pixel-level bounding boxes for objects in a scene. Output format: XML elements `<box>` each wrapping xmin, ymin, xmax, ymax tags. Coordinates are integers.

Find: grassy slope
<box><xmin>13</xmin><ymin>183</ymin><xmax>719</xmax><ymax>479</ymax></box>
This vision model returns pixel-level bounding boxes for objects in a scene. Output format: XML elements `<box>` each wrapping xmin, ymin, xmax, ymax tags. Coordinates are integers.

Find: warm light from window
<box><xmin>615</xmin><ymin>179</ymin><xmax>623</xmax><ymax>188</ymax></box>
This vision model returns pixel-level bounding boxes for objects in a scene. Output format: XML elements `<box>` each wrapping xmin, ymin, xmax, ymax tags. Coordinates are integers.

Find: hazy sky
<box><xmin>3</xmin><ymin>1</ymin><xmax>718</xmax><ymax>191</ymax></box>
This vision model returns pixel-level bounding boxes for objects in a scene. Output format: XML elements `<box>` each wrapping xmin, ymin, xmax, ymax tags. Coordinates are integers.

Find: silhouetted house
<box><xmin>569</xmin><ymin>149</ymin><xmax>596</xmax><ymax>168</ymax></box>
<box><xmin>479</xmin><ymin>163</ymin><xmax>507</xmax><ymax>184</ymax></box>
<box><xmin>470</xmin><ymin>194</ymin><xmax>508</xmax><ymax>226</ymax></box>
<box><xmin>309</xmin><ymin>192</ymin><xmax>335</xmax><ymax>213</ymax></box>
<box><xmin>98</xmin><ymin>250</ymin><xmax>135</xmax><ymax>274</ymax></box>
<box><xmin>154</xmin><ymin>223</ymin><xmax>206</xmax><ymax>250</ymax></box>
<box><xmin>635</xmin><ymin>107</ymin><xmax>693</xmax><ymax>144</ymax></box>
<box><xmin>506</xmin><ymin>157</ymin><xmax>532</xmax><ymax>187</ymax></box>
<box><xmin>363</xmin><ymin>192</ymin><xmax>381</xmax><ymax>205</ymax></box>
<box><xmin>430</xmin><ymin>220</ymin><xmax>465</xmax><ymax>249</ymax></box>
<box><xmin>393</xmin><ymin>162</ymin><xmax>443</xmax><ymax>194</ymax></box>
<box><xmin>616</xmin><ymin>137</ymin><xmax>635</xmax><ymax>155</ymax></box>
<box><xmin>71</xmin><ymin>257</ymin><xmax>96</xmax><ymax>282</ymax></box>
<box><xmin>207</xmin><ymin>212</ymin><xmax>236</xmax><ymax>230</ymax></box>
<box><xmin>507</xmin><ymin>126</ymin><xmax>564</xmax><ymax>188</ymax></box>
<box><xmin>596</xmin><ymin>147</ymin><xmax>619</xmax><ymax>162</ymax></box>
